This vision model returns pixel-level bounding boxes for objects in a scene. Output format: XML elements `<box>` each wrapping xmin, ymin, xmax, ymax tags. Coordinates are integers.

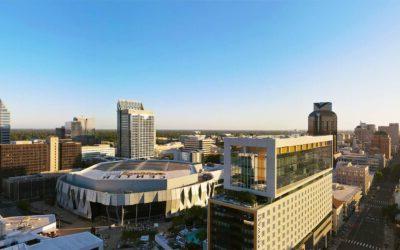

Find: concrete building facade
<box><xmin>117</xmin><ymin>100</ymin><xmax>155</xmax><ymax>159</ymax></box>
<box><xmin>354</xmin><ymin>122</ymin><xmax>376</xmax><ymax>149</ymax></box>
<box><xmin>47</xmin><ymin>136</ymin><xmax>59</xmax><ymax>172</ymax></box>
<box><xmin>334</xmin><ymin>162</ymin><xmax>372</xmax><ymax>194</ymax></box>
<box><xmin>81</xmin><ymin>144</ymin><xmax>115</xmax><ymax>160</ymax></box>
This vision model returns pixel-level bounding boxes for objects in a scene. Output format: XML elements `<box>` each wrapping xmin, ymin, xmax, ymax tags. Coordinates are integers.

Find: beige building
<box><xmin>334</xmin><ymin>162</ymin><xmax>372</xmax><ymax>194</ymax></box>
<box><xmin>183</xmin><ymin>135</ymin><xmax>215</xmax><ymax>156</ymax></box>
<box><xmin>81</xmin><ymin>144</ymin><xmax>115</xmax><ymax>160</ymax></box>
<box><xmin>117</xmin><ymin>100</ymin><xmax>155</xmax><ymax>159</ymax></box>
<box><xmin>208</xmin><ymin>136</ymin><xmax>333</xmax><ymax>250</ymax></box>
<box><xmin>47</xmin><ymin>136</ymin><xmax>59</xmax><ymax>172</ymax></box>
<box><xmin>354</xmin><ymin>122</ymin><xmax>376</xmax><ymax>148</ymax></box>
<box><xmin>332</xmin><ymin>183</ymin><xmax>362</xmax><ymax>233</ymax></box>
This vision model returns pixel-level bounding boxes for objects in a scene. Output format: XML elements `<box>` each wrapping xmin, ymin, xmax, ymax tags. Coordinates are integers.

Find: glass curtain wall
<box><xmin>277</xmin><ymin>143</ymin><xmax>332</xmax><ymax>189</ymax></box>
<box><xmin>230</xmin><ymin>146</ymin><xmax>267</xmax><ymax>191</ymax></box>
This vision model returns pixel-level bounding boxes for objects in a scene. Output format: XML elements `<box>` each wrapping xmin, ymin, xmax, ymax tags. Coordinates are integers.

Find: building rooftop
<box><xmin>0</xmin><ymin>214</ymin><xmax>102</xmax><ymax>250</ymax></box>
<box><xmin>73</xmin><ymin>160</ymin><xmax>195</xmax><ymax>181</ymax></box>
<box><xmin>332</xmin><ymin>183</ymin><xmax>362</xmax><ymax>203</ymax></box>
<box><xmin>0</xmin><ymin>214</ymin><xmax>56</xmax><ymax>237</ymax></box>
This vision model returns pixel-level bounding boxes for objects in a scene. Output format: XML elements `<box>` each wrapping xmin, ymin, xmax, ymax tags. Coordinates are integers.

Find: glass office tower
<box><xmin>0</xmin><ymin>99</ymin><xmax>10</xmax><ymax>144</ymax></box>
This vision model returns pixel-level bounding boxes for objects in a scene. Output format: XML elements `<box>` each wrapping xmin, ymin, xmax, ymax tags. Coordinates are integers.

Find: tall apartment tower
<box><xmin>378</xmin><ymin>123</ymin><xmax>399</xmax><ymax>153</ymax></box>
<box><xmin>208</xmin><ymin>136</ymin><xmax>333</xmax><ymax>250</ymax></box>
<box><xmin>308</xmin><ymin>102</ymin><xmax>337</xmax><ymax>153</ymax></box>
<box><xmin>117</xmin><ymin>100</ymin><xmax>155</xmax><ymax>159</ymax></box>
<box><xmin>0</xmin><ymin>99</ymin><xmax>10</xmax><ymax>144</ymax></box>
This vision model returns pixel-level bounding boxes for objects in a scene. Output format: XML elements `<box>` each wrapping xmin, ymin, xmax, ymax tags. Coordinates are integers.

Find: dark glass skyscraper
<box><xmin>308</xmin><ymin>102</ymin><xmax>338</xmax><ymax>153</ymax></box>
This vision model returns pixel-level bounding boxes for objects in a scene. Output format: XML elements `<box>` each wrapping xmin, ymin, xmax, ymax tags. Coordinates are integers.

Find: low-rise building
<box><xmin>337</xmin><ymin>150</ymin><xmax>386</xmax><ymax>171</ymax></box>
<box><xmin>334</xmin><ymin>162</ymin><xmax>372</xmax><ymax>194</ymax></box>
<box><xmin>332</xmin><ymin>183</ymin><xmax>362</xmax><ymax>233</ymax></box>
<box><xmin>81</xmin><ymin>144</ymin><xmax>116</xmax><ymax>160</ymax></box>
<box><xmin>0</xmin><ymin>214</ymin><xmax>103</xmax><ymax>250</ymax></box>
<box><xmin>183</xmin><ymin>135</ymin><xmax>215</xmax><ymax>156</ymax></box>
<box><xmin>2</xmin><ymin>170</ymin><xmax>75</xmax><ymax>201</ymax></box>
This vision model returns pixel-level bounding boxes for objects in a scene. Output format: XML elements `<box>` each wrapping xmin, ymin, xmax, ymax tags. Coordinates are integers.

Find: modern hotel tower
<box><xmin>0</xmin><ymin>99</ymin><xmax>10</xmax><ymax>144</ymax></box>
<box><xmin>117</xmin><ymin>100</ymin><xmax>155</xmax><ymax>159</ymax></box>
<box><xmin>208</xmin><ymin>135</ymin><xmax>333</xmax><ymax>250</ymax></box>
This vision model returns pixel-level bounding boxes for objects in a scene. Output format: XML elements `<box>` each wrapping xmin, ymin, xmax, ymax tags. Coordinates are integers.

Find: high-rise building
<box><xmin>378</xmin><ymin>123</ymin><xmax>399</xmax><ymax>153</ymax></box>
<box><xmin>354</xmin><ymin>122</ymin><xmax>376</xmax><ymax>148</ymax></box>
<box><xmin>0</xmin><ymin>99</ymin><xmax>11</xmax><ymax>144</ymax></box>
<box><xmin>117</xmin><ymin>100</ymin><xmax>155</xmax><ymax>159</ymax></box>
<box><xmin>208</xmin><ymin>136</ymin><xmax>333</xmax><ymax>250</ymax></box>
<box><xmin>370</xmin><ymin>131</ymin><xmax>392</xmax><ymax>160</ymax></box>
<box><xmin>69</xmin><ymin>116</ymin><xmax>95</xmax><ymax>137</ymax></box>
<box><xmin>47</xmin><ymin>136</ymin><xmax>59</xmax><ymax>172</ymax></box>
<box><xmin>55</xmin><ymin>126</ymin><xmax>66</xmax><ymax>139</ymax></box>
<box><xmin>308</xmin><ymin>102</ymin><xmax>337</xmax><ymax>153</ymax></box>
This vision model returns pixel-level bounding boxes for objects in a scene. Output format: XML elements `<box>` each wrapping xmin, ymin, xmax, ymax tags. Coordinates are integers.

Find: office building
<box><xmin>59</xmin><ymin>140</ymin><xmax>82</xmax><ymax>170</ymax></box>
<box><xmin>0</xmin><ymin>99</ymin><xmax>10</xmax><ymax>144</ymax></box>
<box><xmin>334</xmin><ymin>162</ymin><xmax>372</xmax><ymax>194</ymax></box>
<box><xmin>81</xmin><ymin>144</ymin><xmax>115</xmax><ymax>160</ymax></box>
<box><xmin>181</xmin><ymin>150</ymin><xmax>203</xmax><ymax>163</ymax></box>
<box><xmin>0</xmin><ymin>139</ymin><xmax>81</xmax><ymax>179</ymax></box>
<box><xmin>378</xmin><ymin>123</ymin><xmax>399</xmax><ymax>153</ymax></box>
<box><xmin>117</xmin><ymin>100</ymin><xmax>155</xmax><ymax>159</ymax></box>
<box><xmin>354</xmin><ymin>122</ymin><xmax>376</xmax><ymax>148</ymax></box>
<box><xmin>183</xmin><ymin>135</ymin><xmax>215</xmax><ymax>156</ymax></box>
<box><xmin>208</xmin><ymin>136</ymin><xmax>333</xmax><ymax>250</ymax></box>
<box><xmin>308</xmin><ymin>102</ymin><xmax>338</xmax><ymax>153</ymax></box>
<box><xmin>0</xmin><ymin>143</ymin><xmax>49</xmax><ymax>178</ymax></box>
<box><xmin>370</xmin><ymin>131</ymin><xmax>392</xmax><ymax>160</ymax></box>
<box><xmin>55</xmin><ymin>126</ymin><xmax>66</xmax><ymax>139</ymax></box>
<box><xmin>69</xmin><ymin>116</ymin><xmax>95</xmax><ymax>138</ymax></box>
<box><xmin>0</xmin><ymin>214</ymin><xmax>103</xmax><ymax>250</ymax></box>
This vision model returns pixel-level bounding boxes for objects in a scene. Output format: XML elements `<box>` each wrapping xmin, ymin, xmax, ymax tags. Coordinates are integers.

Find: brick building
<box><xmin>0</xmin><ymin>143</ymin><xmax>49</xmax><ymax>178</ymax></box>
<box><xmin>59</xmin><ymin>141</ymin><xmax>82</xmax><ymax>170</ymax></box>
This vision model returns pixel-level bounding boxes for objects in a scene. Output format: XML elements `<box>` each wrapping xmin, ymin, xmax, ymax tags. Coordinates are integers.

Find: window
<box><xmin>230</xmin><ymin>146</ymin><xmax>267</xmax><ymax>191</ymax></box>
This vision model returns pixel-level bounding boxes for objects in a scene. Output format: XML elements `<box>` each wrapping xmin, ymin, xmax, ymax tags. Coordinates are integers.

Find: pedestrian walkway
<box><xmin>344</xmin><ymin>239</ymin><xmax>381</xmax><ymax>249</ymax></box>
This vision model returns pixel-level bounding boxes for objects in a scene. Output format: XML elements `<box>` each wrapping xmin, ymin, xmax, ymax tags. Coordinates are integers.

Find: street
<box><xmin>332</xmin><ymin>179</ymin><xmax>396</xmax><ymax>250</ymax></box>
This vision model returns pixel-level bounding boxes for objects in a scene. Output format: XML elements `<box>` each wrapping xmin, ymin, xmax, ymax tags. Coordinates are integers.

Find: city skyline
<box><xmin>1</xmin><ymin>1</ymin><xmax>400</xmax><ymax>130</ymax></box>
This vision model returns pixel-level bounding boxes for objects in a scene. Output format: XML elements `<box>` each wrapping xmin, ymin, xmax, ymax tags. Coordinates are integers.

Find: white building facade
<box><xmin>208</xmin><ymin>136</ymin><xmax>333</xmax><ymax>250</ymax></box>
<box><xmin>82</xmin><ymin>144</ymin><xmax>116</xmax><ymax>160</ymax></box>
<box><xmin>117</xmin><ymin>100</ymin><xmax>155</xmax><ymax>159</ymax></box>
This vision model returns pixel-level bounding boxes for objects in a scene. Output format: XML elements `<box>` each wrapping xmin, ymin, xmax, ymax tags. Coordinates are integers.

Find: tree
<box><xmin>375</xmin><ymin>171</ymin><xmax>383</xmax><ymax>182</ymax></box>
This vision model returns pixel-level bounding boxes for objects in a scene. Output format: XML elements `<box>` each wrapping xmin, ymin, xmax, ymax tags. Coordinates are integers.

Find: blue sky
<box><xmin>1</xmin><ymin>1</ymin><xmax>399</xmax><ymax>130</ymax></box>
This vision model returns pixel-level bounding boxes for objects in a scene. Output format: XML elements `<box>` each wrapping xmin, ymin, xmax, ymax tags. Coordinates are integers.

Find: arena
<box><xmin>56</xmin><ymin>160</ymin><xmax>222</xmax><ymax>223</ymax></box>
